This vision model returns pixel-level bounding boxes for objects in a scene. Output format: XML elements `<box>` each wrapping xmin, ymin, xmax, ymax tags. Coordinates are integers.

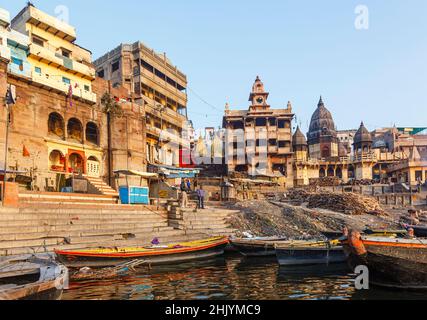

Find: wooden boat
<box><xmin>230</xmin><ymin>237</ymin><xmax>289</xmax><ymax>257</ymax></box>
<box><xmin>343</xmin><ymin>231</ymin><xmax>427</xmax><ymax>290</ymax></box>
<box><xmin>275</xmin><ymin>240</ymin><xmax>346</xmax><ymax>266</ymax></box>
<box><xmin>0</xmin><ymin>254</ymin><xmax>69</xmax><ymax>300</ymax></box>
<box><xmin>401</xmin><ymin>224</ymin><xmax>427</xmax><ymax>238</ymax></box>
<box><xmin>55</xmin><ymin>236</ymin><xmax>229</xmax><ymax>268</ymax></box>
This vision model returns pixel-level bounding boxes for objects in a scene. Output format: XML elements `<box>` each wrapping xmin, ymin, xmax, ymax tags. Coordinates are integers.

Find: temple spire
<box><xmin>318</xmin><ymin>96</ymin><xmax>324</xmax><ymax>107</ymax></box>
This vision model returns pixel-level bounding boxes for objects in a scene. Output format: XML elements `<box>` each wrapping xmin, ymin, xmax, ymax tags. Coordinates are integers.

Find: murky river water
<box><xmin>62</xmin><ymin>255</ymin><xmax>426</xmax><ymax>300</ymax></box>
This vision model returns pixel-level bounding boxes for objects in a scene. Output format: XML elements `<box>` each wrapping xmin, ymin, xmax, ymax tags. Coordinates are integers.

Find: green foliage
<box><xmin>101</xmin><ymin>92</ymin><xmax>123</xmax><ymax>118</ymax></box>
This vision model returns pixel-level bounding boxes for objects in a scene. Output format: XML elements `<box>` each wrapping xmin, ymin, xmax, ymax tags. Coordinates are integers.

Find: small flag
<box><xmin>23</xmin><ymin>145</ymin><xmax>30</xmax><ymax>157</ymax></box>
<box><xmin>68</xmin><ymin>84</ymin><xmax>73</xmax><ymax>107</ymax></box>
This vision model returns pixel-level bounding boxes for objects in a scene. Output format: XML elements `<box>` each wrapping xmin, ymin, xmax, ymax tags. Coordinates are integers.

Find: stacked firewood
<box><xmin>309</xmin><ymin>177</ymin><xmax>341</xmax><ymax>187</ymax></box>
<box><xmin>286</xmin><ymin>190</ymin><xmax>386</xmax><ymax>216</ymax></box>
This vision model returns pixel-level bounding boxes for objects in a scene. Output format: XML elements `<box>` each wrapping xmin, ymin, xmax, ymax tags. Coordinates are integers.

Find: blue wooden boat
<box><xmin>275</xmin><ymin>241</ymin><xmax>346</xmax><ymax>266</ymax></box>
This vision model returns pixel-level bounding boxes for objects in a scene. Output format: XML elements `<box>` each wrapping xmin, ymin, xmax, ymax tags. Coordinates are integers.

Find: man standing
<box><xmin>197</xmin><ymin>185</ymin><xmax>206</xmax><ymax>210</ymax></box>
<box><xmin>180</xmin><ymin>179</ymin><xmax>188</xmax><ymax>208</ymax></box>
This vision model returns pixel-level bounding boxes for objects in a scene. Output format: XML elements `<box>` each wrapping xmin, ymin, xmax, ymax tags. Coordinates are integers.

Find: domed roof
<box><xmin>373</xmin><ymin>139</ymin><xmax>387</xmax><ymax>149</ymax></box>
<box><xmin>293</xmin><ymin>126</ymin><xmax>307</xmax><ymax>147</ymax></box>
<box><xmin>307</xmin><ymin>97</ymin><xmax>337</xmax><ymax>141</ymax></box>
<box><xmin>354</xmin><ymin>122</ymin><xmax>372</xmax><ymax>145</ymax></box>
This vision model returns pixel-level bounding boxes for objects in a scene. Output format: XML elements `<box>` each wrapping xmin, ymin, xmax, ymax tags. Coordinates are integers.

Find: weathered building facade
<box><xmin>0</xmin><ymin>5</ymin><xmax>148</xmax><ymax>193</ymax></box>
<box><xmin>93</xmin><ymin>42</ymin><xmax>188</xmax><ymax>167</ymax></box>
<box><xmin>223</xmin><ymin>77</ymin><xmax>294</xmax><ymax>187</ymax></box>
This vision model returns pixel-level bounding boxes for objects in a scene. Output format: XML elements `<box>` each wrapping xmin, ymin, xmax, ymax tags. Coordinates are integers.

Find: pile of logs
<box><xmin>309</xmin><ymin>177</ymin><xmax>341</xmax><ymax>187</ymax></box>
<box><xmin>286</xmin><ymin>190</ymin><xmax>386</xmax><ymax>216</ymax></box>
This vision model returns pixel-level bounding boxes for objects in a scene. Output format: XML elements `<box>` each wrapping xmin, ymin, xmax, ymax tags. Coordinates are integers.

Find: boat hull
<box><xmin>276</xmin><ymin>247</ymin><xmax>346</xmax><ymax>266</ymax></box>
<box><xmin>231</xmin><ymin>242</ymin><xmax>276</xmax><ymax>257</ymax></box>
<box><xmin>344</xmin><ymin>238</ymin><xmax>427</xmax><ymax>290</ymax></box>
<box><xmin>56</xmin><ymin>240</ymin><xmax>229</xmax><ymax>268</ymax></box>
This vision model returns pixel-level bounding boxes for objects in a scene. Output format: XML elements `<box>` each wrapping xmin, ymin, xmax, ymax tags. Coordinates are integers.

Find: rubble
<box><xmin>309</xmin><ymin>177</ymin><xmax>341</xmax><ymax>187</ymax></box>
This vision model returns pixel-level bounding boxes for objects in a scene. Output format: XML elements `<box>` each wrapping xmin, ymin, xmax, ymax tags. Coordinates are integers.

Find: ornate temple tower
<box><xmin>307</xmin><ymin>97</ymin><xmax>339</xmax><ymax>159</ymax></box>
<box><xmin>293</xmin><ymin>126</ymin><xmax>308</xmax><ymax>162</ymax></box>
<box><xmin>353</xmin><ymin>122</ymin><xmax>375</xmax><ymax>180</ymax></box>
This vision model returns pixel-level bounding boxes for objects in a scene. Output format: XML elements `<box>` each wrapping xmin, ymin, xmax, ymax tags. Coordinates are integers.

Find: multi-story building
<box><xmin>0</xmin><ymin>4</ymin><xmax>140</xmax><ymax>194</ymax></box>
<box><xmin>0</xmin><ymin>8</ymin><xmax>10</xmax><ymax>62</ymax></box>
<box><xmin>223</xmin><ymin>76</ymin><xmax>294</xmax><ymax>187</ymax></box>
<box><xmin>93</xmin><ymin>42</ymin><xmax>188</xmax><ymax>167</ymax></box>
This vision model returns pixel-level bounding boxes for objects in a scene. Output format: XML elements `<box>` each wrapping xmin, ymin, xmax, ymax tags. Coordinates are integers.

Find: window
<box><xmin>12</xmin><ymin>57</ymin><xmax>23</xmax><ymax>66</ymax></box>
<box><xmin>62</xmin><ymin>77</ymin><xmax>71</xmax><ymax>85</ymax></box>
<box><xmin>278</xmin><ymin>120</ymin><xmax>287</xmax><ymax>129</ymax></box>
<box><xmin>97</xmin><ymin>69</ymin><xmax>104</xmax><ymax>78</ymax></box>
<box><xmin>112</xmin><ymin>61</ymin><xmax>120</xmax><ymax>72</ymax></box>
<box><xmin>269</xmin><ymin>118</ymin><xmax>276</xmax><ymax>126</ymax></box>
<box><xmin>35</xmin><ymin>67</ymin><xmax>42</xmax><ymax>74</ymax></box>
<box><xmin>268</xmin><ymin>139</ymin><xmax>277</xmax><ymax>146</ymax></box>
<box><xmin>278</xmin><ymin>141</ymin><xmax>287</xmax><ymax>148</ymax></box>
<box><xmin>256</xmin><ymin>118</ymin><xmax>267</xmax><ymax>127</ymax></box>
<box><xmin>32</xmin><ymin>36</ymin><xmax>44</xmax><ymax>47</ymax></box>
<box><xmin>61</xmin><ymin>49</ymin><xmax>71</xmax><ymax>58</ymax></box>
<box><xmin>84</xmin><ymin>85</ymin><xmax>90</xmax><ymax>91</ymax></box>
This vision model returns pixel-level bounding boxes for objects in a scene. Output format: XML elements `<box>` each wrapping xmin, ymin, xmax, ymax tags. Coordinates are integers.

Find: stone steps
<box><xmin>0</xmin><ymin>213</ymin><xmax>168</xmax><ymax>222</ymax></box>
<box><xmin>0</xmin><ymin>225</ymin><xmax>176</xmax><ymax>240</ymax></box>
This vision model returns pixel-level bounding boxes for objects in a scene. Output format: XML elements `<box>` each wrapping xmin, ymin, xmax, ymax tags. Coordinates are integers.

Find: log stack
<box><xmin>287</xmin><ymin>190</ymin><xmax>386</xmax><ymax>216</ymax></box>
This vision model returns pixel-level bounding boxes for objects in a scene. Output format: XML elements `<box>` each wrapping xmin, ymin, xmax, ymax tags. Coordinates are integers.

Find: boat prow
<box><xmin>343</xmin><ymin>231</ymin><xmax>427</xmax><ymax>290</ymax></box>
<box><xmin>0</xmin><ymin>254</ymin><xmax>69</xmax><ymax>300</ymax></box>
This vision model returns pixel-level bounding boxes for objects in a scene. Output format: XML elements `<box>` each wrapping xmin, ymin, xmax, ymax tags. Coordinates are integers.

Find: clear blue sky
<box><xmin>3</xmin><ymin>0</ymin><xmax>427</xmax><ymax>134</ymax></box>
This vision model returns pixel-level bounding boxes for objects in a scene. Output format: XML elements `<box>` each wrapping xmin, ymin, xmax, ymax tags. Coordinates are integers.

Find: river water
<box><xmin>62</xmin><ymin>255</ymin><xmax>426</xmax><ymax>300</ymax></box>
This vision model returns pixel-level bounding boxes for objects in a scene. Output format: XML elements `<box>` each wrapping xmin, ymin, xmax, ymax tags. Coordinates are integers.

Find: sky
<box><xmin>2</xmin><ymin>0</ymin><xmax>427</xmax><ymax>134</ymax></box>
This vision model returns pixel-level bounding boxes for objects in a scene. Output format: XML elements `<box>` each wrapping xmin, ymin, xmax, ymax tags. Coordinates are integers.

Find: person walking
<box><xmin>186</xmin><ymin>179</ymin><xmax>192</xmax><ymax>191</ymax></box>
<box><xmin>197</xmin><ymin>185</ymin><xmax>206</xmax><ymax>210</ymax></box>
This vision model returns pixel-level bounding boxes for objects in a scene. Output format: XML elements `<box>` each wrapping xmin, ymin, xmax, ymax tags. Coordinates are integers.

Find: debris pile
<box><xmin>224</xmin><ymin>200</ymin><xmax>396</xmax><ymax>239</ymax></box>
<box><xmin>286</xmin><ymin>190</ymin><xmax>386</xmax><ymax>216</ymax></box>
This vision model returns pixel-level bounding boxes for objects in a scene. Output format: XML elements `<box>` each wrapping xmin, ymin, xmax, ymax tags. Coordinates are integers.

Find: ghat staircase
<box><xmin>0</xmin><ymin>198</ymin><xmax>240</xmax><ymax>257</ymax></box>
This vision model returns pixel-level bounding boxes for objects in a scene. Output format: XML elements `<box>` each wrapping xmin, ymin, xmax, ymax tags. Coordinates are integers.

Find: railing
<box><xmin>29</xmin><ymin>43</ymin><xmax>95</xmax><ymax>79</ymax></box>
<box><xmin>7</xmin><ymin>62</ymin><xmax>32</xmax><ymax>79</ymax></box>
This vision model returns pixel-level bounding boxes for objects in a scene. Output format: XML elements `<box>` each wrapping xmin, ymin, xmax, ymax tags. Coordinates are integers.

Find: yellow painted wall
<box><xmin>25</xmin><ymin>23</ymin><xmax>93</xmax><ymax>92</ymax></box>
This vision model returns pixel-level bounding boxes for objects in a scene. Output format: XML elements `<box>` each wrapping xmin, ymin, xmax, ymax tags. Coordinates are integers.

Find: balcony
<box><xmin>145</xmin><ymin>103</ymin><xmax>187</xmax><ymax>129</ymax></box>
<box><xmin>268</xmin><ymin>146</ymin><xmax>278</xmax><ymax>153</ymax></box>
<box><xmin>278</xmin><ymin>147</ymin><xmax>292</xmax><ymax>155</ymax></box>
<box><xmin>31</xmin><ymin>71</ymin><xmax>97</xmax><ymax>104</ymax></box>
<box><xmin>28</xmin><ymin>43</ymin><xmax>95</xmax><ymax>80</ymax></box>
<box><xmin>7</xmin><ymin>62</ymin><xmax>32</xmax><ymax>79</ymax></box>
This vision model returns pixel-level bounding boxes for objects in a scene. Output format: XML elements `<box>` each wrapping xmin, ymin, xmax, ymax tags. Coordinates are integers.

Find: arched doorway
<box><xmin>48</xmin><ymin>113</ymin><xmax>65</xmax><ymax>139</ymax></box>
<box><xmin>327</xmin><ymin>167</ymin><xmax>335</xmax><ymax>177</ymax></box>
<box><xmin>87</xmin><ymin>156</ymin><xmax>100</xmax><ymax>177</ymax></box>
<box><xmin>348</xmin><ymin>165</ymin><xmax>355</xmax><ymax>179</ymax></box>
<box><xmin>67</xmin><ymin>118</ymin><xmax>83</xmax><ymax>143</ymax></box>
<box><xmin>68</xmin><ymin>153</ymin><xmax>84</xmax><ymax>174</ymax></box>
<box><xmin>319</xmin><ymin>168</ymin><xmax>326</xmax><ymax>178</ymax></box>
<box><xmin>49</xmin><ymin>150</ymin><xmax>66</xmax><ymax>172</ymax></box>
<box><xmin>86</xmin><ymin>122</ymin><xmax>99</xmax><ymax>145</ymax></box>
<box><xmin>336</xmin><ymin>167</ymin><xmax>343</xmax><ymax>179</ymax></box>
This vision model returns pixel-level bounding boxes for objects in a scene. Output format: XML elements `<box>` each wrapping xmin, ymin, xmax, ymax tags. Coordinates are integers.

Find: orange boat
<box><xmin>55</xmin><ymin>236</ymin><xmax>229</xmax><ymax>268</ymax></box>
<box><xmin>343</xmin><ymin>231</ymin><xmax>427</xmax><ymax>289</ymax></box>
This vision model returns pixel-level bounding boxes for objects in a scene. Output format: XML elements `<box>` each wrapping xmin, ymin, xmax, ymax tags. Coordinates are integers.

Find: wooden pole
<box><xmin>2</xmin><ymin>103</ymin><xmax>10</xmax><ymax>206</ymax></box>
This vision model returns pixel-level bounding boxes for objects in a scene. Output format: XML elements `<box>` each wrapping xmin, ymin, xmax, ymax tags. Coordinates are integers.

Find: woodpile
<box><xmin>287</xmin><ymin>190</ymin><xmax>386</xmax><ymax>216</ymax></box>
<box><xmin>309</xmin><ymin>177</ymin><xmax>341</xmax><ymax>187</ymax></box>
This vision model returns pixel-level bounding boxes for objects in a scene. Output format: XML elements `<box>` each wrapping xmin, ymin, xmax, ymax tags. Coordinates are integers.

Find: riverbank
<box><xmin>223</xmin><ymin>197</ymin><xmax>403</xmax><ymax>238</ymax></box>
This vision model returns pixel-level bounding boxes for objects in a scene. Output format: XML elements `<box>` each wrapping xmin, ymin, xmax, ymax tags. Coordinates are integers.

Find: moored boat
<box><xmin>55</xmin><ymin>236</ymin><xmax>229</xmax><ymax>268</ymax></box>
<box><xmin>230</xmin><ymin>237</ymin><xmax>289</xmax><ymax>257</ymax></box>
<box><xmin>344</xmin><ymin>231</ymin><xmax>427</xmax><ymax>290</ymax></box>
<box><xmin>275</xmin><ymin>241</ymin><xmax>346</xmax><ymax>266</ymax></box>
<box><xmin>0</xmin><ymin>254</ymin><xmax>69</xmax><ymax>300</ymax></box>
<box><xmin>401</xmin><ymin>224</ymin><xmax>427</xmax><ymax>238</ymax></box>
